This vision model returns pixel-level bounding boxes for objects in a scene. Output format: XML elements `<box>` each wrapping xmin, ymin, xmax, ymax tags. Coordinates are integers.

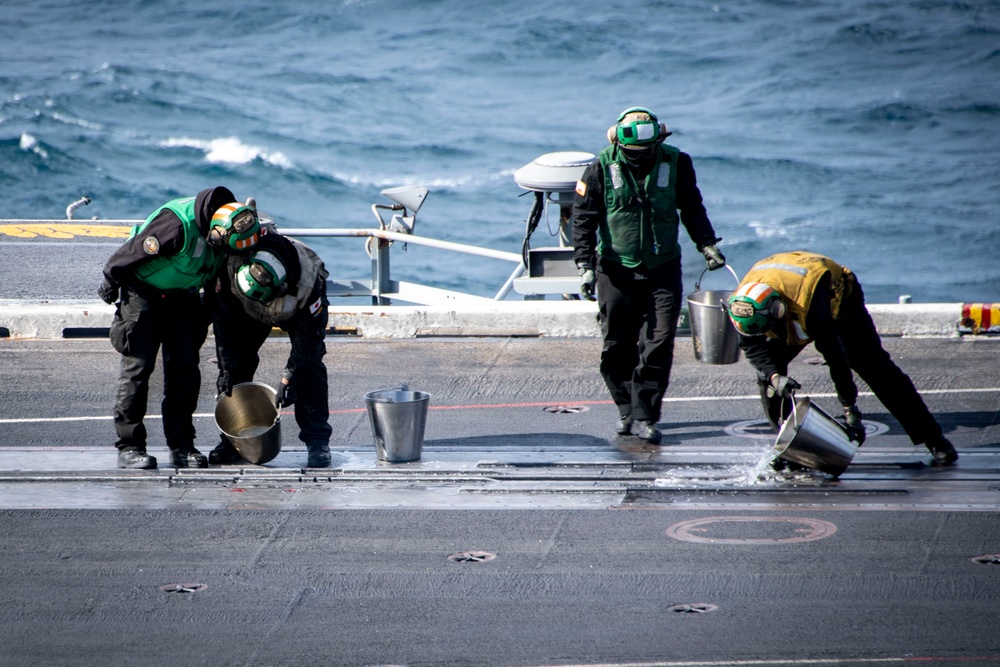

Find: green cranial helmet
<box><xmin>209</xmin><ymin>202</ymin><xmax>261</xmax><ymax>252</ymax></box>
<box><xmin>609</xmin><ymin>106</ymin><xmax>671</xmax><ymax>149</ymax></box>
<box><xmin>726</xmin><ymin>281</ymin><xmax>786</xmax><ymax>335</ymax></box>
<box><xmin>235</xmin><ymin>250</ymin><xmax>286</xmax><ymax>302</ymax></box>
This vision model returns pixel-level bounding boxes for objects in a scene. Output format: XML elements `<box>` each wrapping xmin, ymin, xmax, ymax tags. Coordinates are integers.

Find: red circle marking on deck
<box><xmin>665</xmin><ymin>516</ymin><xmax>838</xmax><ymax>544</ymax></box>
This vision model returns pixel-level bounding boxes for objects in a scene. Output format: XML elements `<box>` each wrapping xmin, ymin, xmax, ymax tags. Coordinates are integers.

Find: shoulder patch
<box><xmin>142</xmin><ymin>236</ymin><xmax>160</xmax><ymax>255</ymax></box>
<box><xmin>575</xmin><ymin>180</ymin><xmax>587</xmax><ymax>197</ymax></box>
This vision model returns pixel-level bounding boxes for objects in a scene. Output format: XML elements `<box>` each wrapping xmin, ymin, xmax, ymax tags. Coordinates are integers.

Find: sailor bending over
<box><xmin>726</xmin><ymin>250</ymin><xmax>958</xmax><ymax>467</ymax></box>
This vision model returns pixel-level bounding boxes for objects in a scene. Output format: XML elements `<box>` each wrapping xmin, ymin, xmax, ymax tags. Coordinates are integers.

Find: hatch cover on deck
<box><xmin>543</xmin><ymin>405</ymin><xmax>590</xmax><ymax>414</ymax></box>
<box><xmin>447</xmin><ymin>551</ymin><xmax>496</xmax><ymax>563</ymax></box>
<box><xmin>665</xmin><ymin>516</ymin><xmax>838</xmax><ymax>544</ymax></box>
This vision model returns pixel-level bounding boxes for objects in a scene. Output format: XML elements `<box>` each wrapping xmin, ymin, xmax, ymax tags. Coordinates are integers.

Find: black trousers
<box><xmin>212</xmin><ymin>291</ymin><xmax>332</xmax><ymax>450</ymax></box>
<box><xmin>596</xmin><ymin>257</ymin><xmax>683</xmax><ymax>423</ymax></box>
<box><xmin>110</xmin><ymin>286</ymin><xmax>209</xmax><ymax>452</ymax></box>
<box><xmin>758</xmin><ymin>282</ymin><xmax>943</xmax><ymax>445</ymax></box>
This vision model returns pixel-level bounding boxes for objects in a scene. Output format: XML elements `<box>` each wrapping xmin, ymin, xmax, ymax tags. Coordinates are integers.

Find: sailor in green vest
<box><xmin>572</xmin><ymin>107</ymin><xmax>726</xmax><ymax>443</ymax></box>
<box><xmin>98</xmin><ymin>186</ymin><xmax>262</xmax><ymax>470</ymax></box>
<box><xmin>206</xmin><ymin>229</ymin><xmax>333</xmax><ymax>468</ymax></box>
<box><xmin>726</xmin><ymin>251</ymin><xmax>958</xmax><ymax>467</ymax></box>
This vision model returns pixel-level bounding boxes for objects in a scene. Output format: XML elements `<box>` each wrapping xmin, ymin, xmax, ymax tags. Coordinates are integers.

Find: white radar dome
<box><xmin>513</xmin><ymin>151</ymin><xmax>596</xmax><ymax>193</ymax></box>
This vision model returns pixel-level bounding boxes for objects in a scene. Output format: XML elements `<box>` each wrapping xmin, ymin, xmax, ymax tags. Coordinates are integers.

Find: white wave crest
<box><xmin>748</xmin><ymin>219</ymin><xmax>794</xmax><ymax>239</ymax></box>
<box><xmin>330</xmin><ymin>167</ymin><xmax>516</xmax><ymax>191</ymax></box>
<box><xmin>160</xmin><ymin>136</ymin><xmax>293</xmax><ymax>168</ymax></box>
<box><xmin>19</xmin><ymin>133</ymin><xmax>49</xmax><ymax>159</ymax></box>
<box><xmin>51</xmin><ymin>112</ymin><xmax>102</xmax><ymax>130</ymax></box>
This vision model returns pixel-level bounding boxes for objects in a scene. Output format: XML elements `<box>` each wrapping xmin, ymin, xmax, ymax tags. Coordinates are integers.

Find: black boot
<box><xmin>615</xmin><ymin>415</ymin><xmax>633</xmax><ymax>435</ymax></box>
<box><xmin>118</xmin><ymin>447</ymin><xmax>157</xmax><ymax>470</ymax></box>
<box><xmin>170</xmin><ymin>447</ymin><xmax>208</xmax><ymax>468</ymax></box>
<box><xmin>209</xmin><ymin>440</ymin><xmax>243</xmax><ymax>465</ymax></box>
<box><xmin>307</xmin><ymin>443</ymin><xmax>331</xmax><ymax>468</ymax></box>
<box><xmin>632</xmin><ymin>420</ymin><xmax>662</xmax><ymax>444</ymax></box>
<box><xmin>926</xmin><ymin>436</ymin><xmax>958</xmax><ymax>466</ymax></box>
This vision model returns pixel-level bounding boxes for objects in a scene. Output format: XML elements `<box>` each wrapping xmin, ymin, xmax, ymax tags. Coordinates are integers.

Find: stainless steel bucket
<box><xmin>364</xmin><ymin>388</ymin><xmax>431</xmax><ymax>462</ymax></box>
<box><xmin>214</xmin><ymin>382</ymin><xmax>281</xmax><ymax>465</ymax></box>
<box><xmin>773</xmin><ymin>396</ymin><xmax>857</xmax><ymax>477</ymax></box>
<box><xmin>687</xmin><ymin>265</ymin><xmax>741</xmax><ymax>365</ymax></box>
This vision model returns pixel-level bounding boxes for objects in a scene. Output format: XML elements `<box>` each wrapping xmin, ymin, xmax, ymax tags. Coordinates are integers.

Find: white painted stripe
<box><xmin>523</xmin><ymin>657</ymin><xmax>911</xmax><ymax>667</ymax></box>
<box><xmin>0</xmin><ymin>388</ymin><xmax>995</xmax><ymax>425</ymax></box>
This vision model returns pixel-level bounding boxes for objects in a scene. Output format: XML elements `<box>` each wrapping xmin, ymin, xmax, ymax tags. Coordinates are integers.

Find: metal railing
<box><xmin>2</xmin><ymin>188</ymin><xmax>584</xmax><ymax>307</ymax></box>
<box><xmin>279</xmin><ymin>226</ymin><xmax>528</xmax><ymax>305</ymax></box>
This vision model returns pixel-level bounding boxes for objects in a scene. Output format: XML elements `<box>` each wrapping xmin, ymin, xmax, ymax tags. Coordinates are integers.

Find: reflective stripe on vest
<box><xmin>740</xmin><ymin>251</ymin><xmax>852</xmax><ymax>346</ymax></box>
<box><xmin>597</xmin><ymin>143</ymin><xmax>680</xmax><ymax>269</ymax></box>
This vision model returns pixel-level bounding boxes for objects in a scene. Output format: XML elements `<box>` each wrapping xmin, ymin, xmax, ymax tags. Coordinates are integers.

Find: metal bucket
<box><xmin>214</xmin><ymin>382</ymin><xmax>281</xmax><ymax>465</ymax></box>
<box><xmin>364</xmin><ymin>388</ymin><xmax>431</xmax><ymax>463</ymax></box>
<box><xmin>773</xmin><ymin>396</ymin><xmax>857</xmax><ymax>477</ymax></box>
<box><xmin>687</xmin><ymin>265</ymin><xmax>741</xmax><ymax>365</ymax></box>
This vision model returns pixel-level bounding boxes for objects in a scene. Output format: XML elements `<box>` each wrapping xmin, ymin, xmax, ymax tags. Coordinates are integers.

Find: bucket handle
<box><xmin>783</xmin><ymin>393</ymin><xmax>803</xmax><ymax>430</ymax></box>
<box><xmin>366</xmin><ymin>384</ymin><xmax>410</xmax><ymax>404</ymax></box>
<box><xmin>695</xmin><ymin>264</ymin><xmax>740</xmax><ymax>292</ymax></box>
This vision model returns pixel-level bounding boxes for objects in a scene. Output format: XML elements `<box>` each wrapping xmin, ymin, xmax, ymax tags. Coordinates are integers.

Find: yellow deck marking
<box><xmin>0</xmin><ymin>223</ymin><xmax>131</xmax><ymax>239</ymax></box>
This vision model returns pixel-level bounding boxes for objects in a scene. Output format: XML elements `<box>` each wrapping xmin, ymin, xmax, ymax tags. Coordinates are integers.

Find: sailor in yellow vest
<box><xmin>726</xmin><ymin>251</ymin><xmax>958</xmax><ymax>466</ymax></box>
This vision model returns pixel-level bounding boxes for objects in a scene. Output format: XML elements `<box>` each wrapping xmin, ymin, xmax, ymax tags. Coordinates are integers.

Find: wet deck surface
<box><xmin>1</xmin><ymin>335</ymin><xmax>999</xmax><ymax>666</ymax></box>
<box><xmin>1</xmin><ymin>336</ymin><xmax>999</xmax><ymax>509</ymax></box>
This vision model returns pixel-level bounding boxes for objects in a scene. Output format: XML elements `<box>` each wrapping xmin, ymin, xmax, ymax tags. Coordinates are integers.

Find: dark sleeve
<box><xmin>100</xmin><ymin>208</ymin><xmax>187</xmax><ymax>289</ymax></box>
<box><xmin>571</xmin><ymin>160</ymin><xmax>605</xmax><ymax>270</ymax></box>
<box><xmin>284</xmin><ymin>281</ymin><xmax>327</xmax><ymax>380</ymax></box>
<box><xmin>676</xmin><ymin>151</ymin><xmax>721</xmax><ymax>251</ymax></box>
<box><xmin>807</xmin><ymin>281</ymin><xmax>858</xmax><ymax>407</ymax></box>
<box><xmin>206</xmin><ymin>261</ymin><xmax>242</xmax><ymax>372</ymax></box>
<box><xmin>738</xmin><ymin>334</ymin><xmax>781</xmax><ymax>381</ymax></box>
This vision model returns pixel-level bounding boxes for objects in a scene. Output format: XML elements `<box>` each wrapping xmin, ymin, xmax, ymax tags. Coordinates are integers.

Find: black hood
<box><xmin>194</xmin><ymin>186</ymin><xmax>238</xmax><ymax>235</ymax></box>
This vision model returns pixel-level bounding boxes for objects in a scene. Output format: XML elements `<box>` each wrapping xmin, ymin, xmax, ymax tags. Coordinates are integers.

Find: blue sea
<box><xmin>2</xmin><ymin>0</ymin><xmax>998</xmax><ymax>304</ymax></box>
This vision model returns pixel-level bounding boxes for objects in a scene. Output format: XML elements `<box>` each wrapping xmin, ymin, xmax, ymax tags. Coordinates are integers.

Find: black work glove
<box><xmin>701</xmin><ymin>244</ymin><xmax>726</xmax><ymax>271</ymax></box>
<box><xmin>843</xmin><ymin>405</ymin><xmax>866</xmax><ymax>445</ymax></box>
<box><xmin>98</xmin><ymin>281</ymin><xmax>119</xmax><ymax>305</ymax></box>
<box><xmin>767</xmin><ymin>374</ymin><xmax>801</xmax><ymax>399</ymax></box>
<box><xmin>216</xmin><ymin>370</ymin><xmax>233</xmax><ymax>398</ymax></box>
<box><xmin>276</xmin><ymin>381</ymin><xmax>297</xmax><ymax>408</ymax></box>
<box><xmin>577</xmin><ymin>263</ymin><xmax>596</xmax><ymax>301</ymax></box>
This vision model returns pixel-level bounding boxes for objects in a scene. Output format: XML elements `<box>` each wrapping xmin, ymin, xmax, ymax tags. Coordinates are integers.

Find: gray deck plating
<box><xmin>1</xmin><ymin>336</ymin><xmax>997</xmax><ymax>511</ymax></box>
<box><xmin>2</xmin><ymin>228</ymin><xmax>1000</xmax><ymax>665</ymax></box>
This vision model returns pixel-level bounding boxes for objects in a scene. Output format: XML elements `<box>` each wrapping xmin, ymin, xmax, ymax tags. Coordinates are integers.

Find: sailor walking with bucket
<box><xmin>725</xmin><ymin>251</ymin><xmax>959</xmax><ymax>469</ymax></box>
<box><xmin>571</xmin><ymin>106</ymin><xmax>728</xmax><ymax>444</ymax></box>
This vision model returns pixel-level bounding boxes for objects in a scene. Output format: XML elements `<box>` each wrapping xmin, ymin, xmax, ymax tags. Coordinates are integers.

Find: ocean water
<box><xmin>2</xmin><ymin>0</ymin><xmax>998</xmax><ymax>304</ymax></box>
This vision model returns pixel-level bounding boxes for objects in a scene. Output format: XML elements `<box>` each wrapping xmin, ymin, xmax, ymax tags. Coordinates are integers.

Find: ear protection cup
<box><xmin>771</xmin><ymin>299</ymin><xmax>786</xmax><ymax>320</ymax></box>
<box><xmin>207</xmin><ymin>227</ymin><xmax>224</xmax><ymax>247</ymax></box>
